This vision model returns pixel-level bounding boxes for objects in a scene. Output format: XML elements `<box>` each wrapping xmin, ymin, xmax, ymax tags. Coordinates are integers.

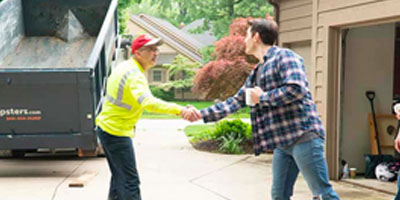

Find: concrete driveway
<box><xmin>0</xmin><ymin>119</ymin><xmax>395</xmax><ymax>200</ymax></box>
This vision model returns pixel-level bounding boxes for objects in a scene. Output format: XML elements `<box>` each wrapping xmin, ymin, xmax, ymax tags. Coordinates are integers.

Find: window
<box><xmin>152</xmin><ymin>70</ymin><xmax>162</xmax><ymax>82</ymax></box>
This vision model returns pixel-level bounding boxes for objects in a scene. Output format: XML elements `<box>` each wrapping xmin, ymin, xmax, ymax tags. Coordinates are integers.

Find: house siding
<box><xmin>279</xmin><ymin>0</ymin><xmax>313</xmax><ymax>44</ymax></box>
<box><xmin>174</xmin><ymin>90</ymin><xmax>200</xmax><ymax>100</ymax></box>
<box><xmin>312</xmin><ymin>0</ymin><xmax>400</xmax><ymax>127</ymax></box>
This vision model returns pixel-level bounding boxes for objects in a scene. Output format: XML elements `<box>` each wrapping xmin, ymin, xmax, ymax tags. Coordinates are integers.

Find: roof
<box><xmin>156</xmin><ymin>53</ymin><xmax>177</xmax><ymax>65</ymax></box>
<box><xmin>130</xmin><ymin>14</ymin><xmax>205</xmax><ymax>63</ymax></box>
<box><xmin>182</xmin><ymin>19</ymin><xmax>204</xmax><ymax>32</ymax></box>
<box><xmin>182</xmin><ymin>19</ymin><xmax>217</xmax><ymax>46</ymax></box>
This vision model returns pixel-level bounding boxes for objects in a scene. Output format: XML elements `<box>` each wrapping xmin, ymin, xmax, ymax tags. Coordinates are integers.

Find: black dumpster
<box><xmin>0</xmin><ymin>0</ymin><xmax>119</xmax><ymax>157</ymax></box>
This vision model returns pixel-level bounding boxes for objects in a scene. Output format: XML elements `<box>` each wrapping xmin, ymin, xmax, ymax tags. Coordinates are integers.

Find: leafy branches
<box><xmin>132</xmin><ymin>0</ymin><xmax>273</xmax><ymax>38</ymax></box>
<box><xmin>162</xmin><ymin>55</ymin><xmax>201</xmax><ymax>99</ymax></box>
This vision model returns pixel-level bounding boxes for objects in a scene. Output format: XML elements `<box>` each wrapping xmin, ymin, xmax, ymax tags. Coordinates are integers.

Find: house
<box><xmin>181</xmin><ymin>19</ymin><xmax>217</xmax><ymax>47</ymax></box>
<box><xmin>270</xmin><ymin>0</ymin><xmax>400</xmax><ymax>193</ymax></box>
<box><xmin>127</xmin><ymin>14</ymin><xmax>216</xmax><ymax>100</ymax></box>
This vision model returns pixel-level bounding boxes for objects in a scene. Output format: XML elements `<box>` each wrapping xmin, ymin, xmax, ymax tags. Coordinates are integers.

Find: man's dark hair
<box><xmin>248</xmin><ymin>19</ymin><xmax>278</xmax><ymax>45</ymax></box>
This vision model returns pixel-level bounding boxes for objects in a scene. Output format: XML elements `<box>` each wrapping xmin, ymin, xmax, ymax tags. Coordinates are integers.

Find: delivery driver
<box><xmin>96</xmin><ymin>34</ymin><xmax>199</xmax><ymax>200</ymax></box>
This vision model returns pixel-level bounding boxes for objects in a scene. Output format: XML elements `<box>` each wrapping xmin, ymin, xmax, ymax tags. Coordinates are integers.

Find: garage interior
<box><xmin>337</xmin><ymin>22</ymin><xmax>400</xmax><ymax>194</ymax></box>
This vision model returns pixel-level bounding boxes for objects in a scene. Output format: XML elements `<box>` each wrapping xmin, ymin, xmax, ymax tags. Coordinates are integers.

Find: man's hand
<box><xmin>250</xmin><ymin>87</ymin><xmax>263</xmax><ymax>104</ymax></box>
<box><xmin>180</xmin><ymin>105</ymin><xmax>202</xmax><ymax>122</ymax></box>
<box><xmin>397</xmin><ymin>113</ymin><xmax>400</xmax><ymax>120</ymax></box>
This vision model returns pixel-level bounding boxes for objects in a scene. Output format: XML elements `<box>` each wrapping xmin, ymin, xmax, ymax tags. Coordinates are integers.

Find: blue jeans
<box><xmin>97</xmin><ymin>128</ymin><xmax>141</xmax><ymax>200</ymax></box>
<box><xmin>271</xmin><ymin>137</ymin><xmax>340</xmax><ymax>200</ymax></box>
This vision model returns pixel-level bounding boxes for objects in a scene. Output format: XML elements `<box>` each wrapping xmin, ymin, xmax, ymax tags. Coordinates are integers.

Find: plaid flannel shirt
<box><xmin>200</xmin><ymin>46</ymin><xmax>325</xmax><ymax>155</ymax></box>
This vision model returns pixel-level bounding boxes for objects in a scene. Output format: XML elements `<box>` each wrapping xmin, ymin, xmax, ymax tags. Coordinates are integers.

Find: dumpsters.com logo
<box><xmin>0</xmin><ymin>108</ymin><xmax>42</xmax><ymax>121</ymax></box>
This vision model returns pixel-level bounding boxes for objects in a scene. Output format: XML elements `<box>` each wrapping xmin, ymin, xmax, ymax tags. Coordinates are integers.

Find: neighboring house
<box><xmin>270</xmin><ymin>0</ymin><xmax>400</xmax><ymax>189</ymax></box>
<box><xmin>182</xmin><ymin>19</ymin><xmax>217</xmax><ymax>47</ymax></box>
<box><xmin>127</xmin><ymin>14</ymin><xmax>216</xmax><ymax>100</ymax></box>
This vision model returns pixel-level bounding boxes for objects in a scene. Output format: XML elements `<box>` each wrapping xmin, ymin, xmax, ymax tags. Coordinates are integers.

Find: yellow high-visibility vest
<box><xmin>96</xmin><ymin>58</ymin><xmax>182</xmax><ymax>137</ymax></box>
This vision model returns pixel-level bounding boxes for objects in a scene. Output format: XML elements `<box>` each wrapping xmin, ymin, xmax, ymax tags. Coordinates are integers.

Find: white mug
<box><xmin>394</xmin><ymin>103</ymin><xmax>400</xmax><ymax>115</ymax></box>
<box><xmin>245</xmin><ymin>88</ymin><xmax>255</xmax><ymax>106</ymax></box>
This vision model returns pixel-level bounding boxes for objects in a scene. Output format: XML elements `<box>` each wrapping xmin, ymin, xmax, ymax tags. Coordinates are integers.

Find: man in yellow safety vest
<box><xmin>96</xmin><ymin>34</ymin><xmax>199</xmax><ymax>200</ymax></box>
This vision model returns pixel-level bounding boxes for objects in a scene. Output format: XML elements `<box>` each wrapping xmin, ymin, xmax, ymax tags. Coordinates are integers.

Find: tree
<box><xmin>162</xmin><ymin>55</ymin><xmax>201</xmax><ymax>99</ymax></box>
<box><xmin>149</xmin><ymin>0</ymin><xmax>273</xmax><ymax>39</ymax></box>
<box><xmin>118</xmin><ymin>0</ymin><xmax>141</xmax><ymax>33</ymax></box>
<box><xmin>130</xmin><ymin>0</ymin><xmax>175</xmax><ymax>24</ymax></box>
<box><xmin>193</xmin><ymin>17</ymin><xmax>259</xmax><ymax>100</ymax></box>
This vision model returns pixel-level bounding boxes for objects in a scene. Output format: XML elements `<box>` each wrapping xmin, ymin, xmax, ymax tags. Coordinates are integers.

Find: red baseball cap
<box><xmin>131</xmin><ymin>34</ymin><xmax>163</xmax><ymax>54</ymax></box>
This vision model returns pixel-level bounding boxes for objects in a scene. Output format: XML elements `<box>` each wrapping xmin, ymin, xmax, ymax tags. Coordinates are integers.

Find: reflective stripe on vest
<box><xmin>106</xmin><ymin>68</ymin><xmax>137</xmax><ymax>110</ymax></box>
<box><xmin>137</xmin><ymin>93</ymin><xmax>152</xmax><ymax>104</ymax></box>
<box><xmin>106</xmin><ymin>68</ymin><xmax>152</xmax><ymax>109</ymax></box>
<box><xmin>106</xmin><ymin>94</ymin><xmax>132</xmax><ymax>110</ymax></box>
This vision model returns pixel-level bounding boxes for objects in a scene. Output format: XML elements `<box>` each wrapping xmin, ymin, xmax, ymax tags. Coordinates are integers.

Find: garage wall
<box><xmin>278</xmin><ymin>0</ymin><xmax>312</xmax><ymax>45</ymax></box>
<box><xmin>340</xmin><ymin>23</ymin><xmax>395</xmax><ymax>172</ymax></box>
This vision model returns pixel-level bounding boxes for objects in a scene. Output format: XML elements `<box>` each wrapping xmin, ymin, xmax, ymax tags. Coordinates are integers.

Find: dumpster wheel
<box><xmin>77</xmin><ymin>144</ymin><xmax>105</xmax><ymax>158</ymax></box>
<box><xmin>77</xmin><ymin>148</ymin><xmax>97</xmax><ymax>157</ymax></box>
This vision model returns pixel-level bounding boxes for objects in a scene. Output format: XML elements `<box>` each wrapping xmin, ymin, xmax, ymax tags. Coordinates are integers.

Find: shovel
<box><xmin>364</xmin><ymin>91</ymin><xmax>393</xmax><ymax>178</ymax></box>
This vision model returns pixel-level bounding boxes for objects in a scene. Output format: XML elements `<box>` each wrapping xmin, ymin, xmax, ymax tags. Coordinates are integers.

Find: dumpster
<box><xmin>0</xmin><ymin>0</ymin><xmax>119</xmax><ymax>157</ymax></box>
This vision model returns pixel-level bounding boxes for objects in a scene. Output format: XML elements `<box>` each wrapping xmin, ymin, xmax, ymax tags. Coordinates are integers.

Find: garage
<box><xmin>273</xmin><ymin>0</ymin><xmax>400</xmax><ymax>195</ymax></box>
<box><xmin>338</xmin><ymin>22</ymin><xmax>399</xmax><ymax>194</ymax></box>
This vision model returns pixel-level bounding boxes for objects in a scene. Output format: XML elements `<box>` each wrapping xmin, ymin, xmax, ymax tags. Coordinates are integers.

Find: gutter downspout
<box><xmin>268</xmin><ymin>0</ymin><xmax>280</xmax><ymax>45</ymax></box>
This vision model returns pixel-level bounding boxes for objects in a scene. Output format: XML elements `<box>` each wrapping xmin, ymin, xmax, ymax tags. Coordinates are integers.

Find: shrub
<box><xmin>212</xmin><ymin>119</ymin><xmax>252</xmax><ymax>140</ymax></box>
<box><xmin>219</xmin><ymin>135</ymin><xmax>243</xmax><ymax>154</ymax></box>
<box><xmin>150</xmin><ymin>85</ymin><xmax>174</xmax><ymax>101</ymax></box>
<box><xmin>211</xmin><ymin>119</ymin><xmax>252</xmax><ymax>154</ymax></box>
<box><xmin>184</xmin><ymin>119</ymin><xmax>253</xmax><ymax>154</ymax></box>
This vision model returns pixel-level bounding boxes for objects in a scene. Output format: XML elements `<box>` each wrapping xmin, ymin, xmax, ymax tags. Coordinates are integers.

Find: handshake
<box><xmin>180</xmin><ymin>105</ymin><xmax>202</xmax><ymax>122</ymax></box>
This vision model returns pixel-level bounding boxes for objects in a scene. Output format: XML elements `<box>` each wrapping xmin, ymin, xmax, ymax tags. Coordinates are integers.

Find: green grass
<box><xmin>184</xmin><ymin>124</ymin><xmax>216</xmax><ymax>143</ymax></box>
<box><xmin>141</xmin><ymin>101</ymin><xmax>250</xmax><ymax>119</ymax></box>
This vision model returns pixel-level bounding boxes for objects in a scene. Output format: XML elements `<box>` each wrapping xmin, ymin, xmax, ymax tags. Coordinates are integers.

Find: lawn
<box><xmin>184</xmin><ymin>124</ymin><xmax>216</xmax><ymax>143</ymax></box>
<box><xmin>141</xmin><ymin>101</ymin><xmax>250</xmax><ymax>119</ymax></box>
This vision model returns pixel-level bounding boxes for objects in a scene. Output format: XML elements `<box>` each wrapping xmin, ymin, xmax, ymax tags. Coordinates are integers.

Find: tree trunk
<box><xmin>228</xmin><ymin>0</ymin><xmax>234</xmax><ymax>17</ymax></box>
<box><xmin>178</xmin><ymin>2</ymin><xmax>187</xmax><ymax>21</ymax></box>
<box><xmin>180</xmin><ymin>7</ymin><xmax>187</xmax><ymax>17</ymax></box>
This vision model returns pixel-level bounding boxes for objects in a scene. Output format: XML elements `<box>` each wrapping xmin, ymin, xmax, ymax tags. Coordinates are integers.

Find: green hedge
<box><xmin>212</xmin><ymin>119</ymin><xmax>252</xmax><ymax>141</ymax></box>
<box><xmin>150</xmin><ymin>85</ymin><xmax>175</xmax><ymax>101</ymax></box>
